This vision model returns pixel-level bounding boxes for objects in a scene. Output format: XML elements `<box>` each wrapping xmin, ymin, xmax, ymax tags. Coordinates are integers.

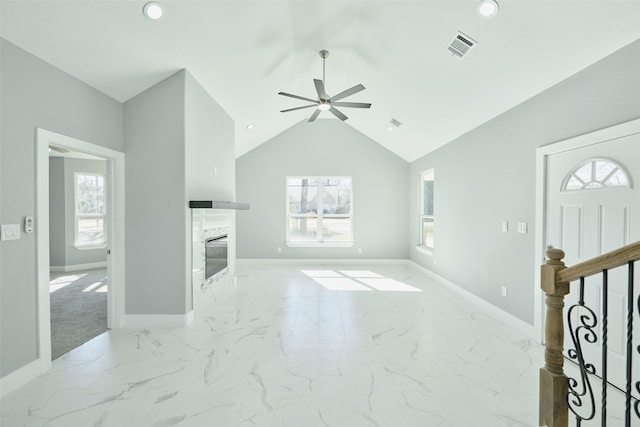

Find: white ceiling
<box><xmin>2</xmin><ymin>1</ymin><xmax>639</xmax><ymax>162</ymax></box>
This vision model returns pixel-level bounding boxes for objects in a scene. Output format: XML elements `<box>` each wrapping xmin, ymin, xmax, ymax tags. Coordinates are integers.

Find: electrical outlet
<box><xmin>277</xmin><ymin>247</ymin><xmax>282</xmax><ymax>253</ymax></box>
<box><xmin>501</xmin><ymin>286</ymin><xmax>508</xmax><ymax>297</ymax></box>
<box><xmin>358</xmin><ymin>248</ymin><xmax>363</xmax><ymax>254</ymax></box>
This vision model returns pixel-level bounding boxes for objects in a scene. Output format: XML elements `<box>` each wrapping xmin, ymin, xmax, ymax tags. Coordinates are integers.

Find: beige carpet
<box><xmin>49</xmin><ymin>268</ymin><xmax>108</xmax><ymax>359</ymax></box>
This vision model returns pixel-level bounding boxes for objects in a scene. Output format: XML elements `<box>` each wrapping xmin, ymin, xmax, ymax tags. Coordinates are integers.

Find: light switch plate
<box><xmin>517</xmin><ymin>222</ymin><xmax>528</xmax><ymax>234</ymax></box>
<box><xmin>1</xmin><ymin>224</ymin><xmax>21</xmax><ymax>241</ymax></box>
<box><xmin>501</xmin><ymin>221</ymin><xmax>508</xmax><ymax>232</ymax></box>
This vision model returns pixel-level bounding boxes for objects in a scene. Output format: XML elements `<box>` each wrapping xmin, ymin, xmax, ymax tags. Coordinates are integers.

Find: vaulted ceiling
<box><xmin>2</xmin><ymin>1</ymin><xmax>639</xmax><ymax>161</ymax></box>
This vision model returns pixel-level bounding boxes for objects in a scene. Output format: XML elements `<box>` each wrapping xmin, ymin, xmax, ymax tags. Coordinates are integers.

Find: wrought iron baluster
<box><xmin>626</xmin><ymin>261</ymin><xmax>635</xmax><ymax>426</ymax></box>
<box><xmin>567</xmin><ymin>276</ymin><xmax>598</xmax><ymax>423</ymax></box>
<box><xmin>602</xmin><ymin>269</ymin><xmax>608</xmax><ymax>427</ymax></box>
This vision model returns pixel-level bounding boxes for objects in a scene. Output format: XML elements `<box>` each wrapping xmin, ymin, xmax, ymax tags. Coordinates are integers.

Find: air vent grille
<box><xmin>448</xmin><ymin>31</ymin><xmax>477</xmax><ymax>58</ymax></box>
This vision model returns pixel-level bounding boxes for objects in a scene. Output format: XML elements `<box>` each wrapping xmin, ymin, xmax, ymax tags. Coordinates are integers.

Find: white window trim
<box><xmin>74</xmin><ymin>172</ymin><xmax>106</xmax><ymax>248</ymax></box>
<box><xmin>418</xmin><ymin>169</ymin><xmax>434</xmax><ymax>253</ymax></box>
<box><xmin>286</xmin><ymin>176</ymin><xmax>354</xmax><ymax>246</ymax></box>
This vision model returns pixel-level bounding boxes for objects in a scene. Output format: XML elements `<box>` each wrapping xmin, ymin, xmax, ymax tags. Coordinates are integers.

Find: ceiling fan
<box><xmin>278</xmin><ymin>50</ymin><xmax>372</xmax><ymax>122</ymax></box>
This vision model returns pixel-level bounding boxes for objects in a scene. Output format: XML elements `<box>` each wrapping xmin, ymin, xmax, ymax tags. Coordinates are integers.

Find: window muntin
<box><xmin>419</xmin><ymin>169</ymin><xmax>434</xmax><ymax>250</ymax></box>
<box><xmin>75</xmin><ymin>173</ymin><xmax>106</xmax><ymax>247</ymax></box>
<box><xmin>562</xmin><ymin>159</ymin><xmax>630</xmax><ymax>191</ymax></box>
<box><xmin>287</xmin><ymin>177</ymin><xmax>352</xmax><ymax>245</ymax></box>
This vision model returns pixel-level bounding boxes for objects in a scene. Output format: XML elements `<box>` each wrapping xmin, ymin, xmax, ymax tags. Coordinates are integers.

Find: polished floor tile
<box><xmin>1</xmin><ymin>262</ymin><xmax>543</xmax><ymax>426</ymax></box>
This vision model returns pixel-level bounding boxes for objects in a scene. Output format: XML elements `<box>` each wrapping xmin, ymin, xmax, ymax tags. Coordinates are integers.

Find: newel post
<box><xmin>539</xmin><ymin>248</ymin><xmax>569</xmax><ymax>427</ymax></box>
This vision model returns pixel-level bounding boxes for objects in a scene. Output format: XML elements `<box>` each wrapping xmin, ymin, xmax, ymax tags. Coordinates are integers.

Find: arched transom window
<box><xmin>562</xmin><ymin>158</ymin><xmax>631</xmax><ymax>191</ymax></box>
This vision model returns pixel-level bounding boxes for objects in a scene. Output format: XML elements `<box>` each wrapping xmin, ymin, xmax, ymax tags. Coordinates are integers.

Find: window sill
<box><xmin>74</xmin><ymin>244</ymin><xmax>107</xmax><ymax>251</ymax></box>
<box><xmin>286</xmin><ymin>242</ymin><xmax>354</xmax><ymax>248</ymax></box>
<box><xmin>415</xmin><ymin>245</ymin><xmax>434</xmax><ymax>256</ymax></box>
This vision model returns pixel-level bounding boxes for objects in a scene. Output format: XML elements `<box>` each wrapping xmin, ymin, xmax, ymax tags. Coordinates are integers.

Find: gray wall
<box><xmin>124</xmin><ymin>70</ymin><xmax>187</xmax><ymax>315</ymax></box>
<box><xmin>49</xmin><ymin>158</ymin><xmax>66</xmax><ymax>267</ymax></box>
<box><xmin>49</xmin><ymin>157</ymin><xmax>107</xmax><ymax>268</ymax></box>
<box><xmin>184</xmin><ymin>72</ymin><xmax>235</xmax><ymax>202</ymax></box>
<box><xmin>124</xmin><ymin>69</ymin><xmax>236</xmax><ymax>315</ymax></box>
<box><xmin>236</xmin><ymin>120</ymin><xmax>409</xmax><ymax>259</ymax></box>
<box><xmin>0</xmin><ymin>38</ymin><xmax>123</xmax><ymax>377</ymax></box>
<box><xmin>409</xmin><ymin>39</ymin><xmax>640</xmax><ymax>325</ymax></box>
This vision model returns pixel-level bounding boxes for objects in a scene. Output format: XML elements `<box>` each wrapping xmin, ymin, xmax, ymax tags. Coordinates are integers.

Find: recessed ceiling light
<box><xmin>143</xmin><ymin>2</ymin><xmax>163</xmax><ymax>20</ymax></box>
<box><xmin>386</xmin><ymin>126</ymin><xmax>393</xmax><ymax>132</ymax></box>
<box><xmin>246</xmin><ymin>124</ymin><xmax>254</xmax><ymax>130</ymax></box>
<box><xmin>477</xmin><ymin>0</ymin><xmax>499</xmax><ymax>18</ymax></box>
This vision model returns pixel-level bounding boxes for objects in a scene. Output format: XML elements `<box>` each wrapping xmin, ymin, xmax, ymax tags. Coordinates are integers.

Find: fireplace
<box><xmin>205</xmin><ymin>234</ymin><xmax>228</xmax><ymax>280</ymax></box>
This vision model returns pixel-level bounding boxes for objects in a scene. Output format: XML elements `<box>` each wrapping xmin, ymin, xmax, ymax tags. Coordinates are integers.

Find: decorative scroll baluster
<box><xmin>566</xmin><ymin>277</ymin><xmax>597</xmax><ymax>424</ymax></box>
<box><xmin>540</xmin><ymin>248</ymin><xmax>569</xmax><ymax>427</ymax></box>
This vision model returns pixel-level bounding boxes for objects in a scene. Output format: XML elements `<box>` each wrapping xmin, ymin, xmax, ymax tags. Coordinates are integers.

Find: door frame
<box><xmin>36</xmin><ymin>128</ymin><xmax>125</xmax><ymax>371</ymax></box>
<box><xmin>534</xmin><ymin>118</ymin><xmax>640</xmax><ymax>343</ymax></box>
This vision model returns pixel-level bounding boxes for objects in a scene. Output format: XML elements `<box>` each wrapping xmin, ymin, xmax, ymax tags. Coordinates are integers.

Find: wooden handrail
<box><xmin>557</xmin><ymin>241</ymin><xmax>640</xmax><ymax>284</ymax></box>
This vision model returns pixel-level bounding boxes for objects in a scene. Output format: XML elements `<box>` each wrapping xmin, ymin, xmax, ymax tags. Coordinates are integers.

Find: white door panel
<box><xmin>545</xmin><ymin>133</ymin><xmax>639</xmax><ymax>394</ymax></box>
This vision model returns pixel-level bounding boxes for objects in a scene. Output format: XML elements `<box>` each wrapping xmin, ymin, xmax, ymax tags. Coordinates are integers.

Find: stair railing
<box><xmin>539</xmin><ymin>241</ymin><xmax>640</xmax><ymax>427</ymax></box>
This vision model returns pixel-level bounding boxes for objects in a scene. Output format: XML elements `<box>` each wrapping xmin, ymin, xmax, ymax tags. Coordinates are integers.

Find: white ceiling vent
<box><xmin>448</xmin><ymin>31</ymin><xmax>477</xmax><ymax>58</ymax></box>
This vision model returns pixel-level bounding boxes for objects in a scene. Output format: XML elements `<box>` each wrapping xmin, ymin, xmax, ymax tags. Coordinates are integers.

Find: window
<box><xmin>419</xmin><ymin>169</ymin><xmax>434</xmax><ymax>250</ymax></box>
<box><xmin>75</xmin><ymin>173</ymin><xmax>106</xmax><ymax>247</ymax></box>
<box><xmin>562</xmin><ymin>158</ymin><xmax>630</xmax><ymax>191</ymax></box>
<box><xmin>287</xmin><ymin>177</ymin><xmax>352</xmax><ymax>246</ymax></box>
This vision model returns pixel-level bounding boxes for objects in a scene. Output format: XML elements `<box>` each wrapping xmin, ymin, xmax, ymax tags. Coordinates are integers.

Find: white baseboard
<box><xmin>50</xmin><ymin>261</ymin><xmax>107</xmax><ymax>273</ymax></box>
<box><xmin>0</xmin><ymin>359</ymin><xmax>41</xmax><ymax>398</ymax></box>
<box><xmin>409</xmin><ymin>261</ymin><xmax>535</xmax><ymax>338</ymax></box>
<box><xmin>122</xmin><ymin>311</ymin><xmax>194</xmax><ymax>329</ymax></box>
<box><xmin>236</xmin><ymin>258</ymin><xmax>407</xmax><ymax>265</ymax></box>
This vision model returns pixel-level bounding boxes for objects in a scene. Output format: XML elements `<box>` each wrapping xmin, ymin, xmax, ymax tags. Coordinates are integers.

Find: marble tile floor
<box><xmin>1</xmin><ymin>262</ymin><xmax>545</xmax><ymax>427</ymax></box>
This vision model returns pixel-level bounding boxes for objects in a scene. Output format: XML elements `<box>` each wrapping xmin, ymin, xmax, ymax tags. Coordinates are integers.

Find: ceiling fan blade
<box><xmin>329</xmin><ymin>84</ymin><xmax>365</xmax><ymax>102</ymax></box>
<box><xmin>278</xmin><ymin>92</ymin><xmax>318</xmax><ymax>104</ymax></box>
<box><xmin>280</xmin><ymin>104</ymin><xmax>318</xmax><ymax>113</ymax></box>
<box><xmin>313</xmin><ymin>79</ymin><xmax>329</xmax><ymax>100</ymax></box>
<box><xmin>331</xmin><ymin>101</ymin><xmax>371</xmax><ymax>109</ymax></box>
<box><xmin>308</xmin><ymin>109</ymin><xmax>321</xmax><ymax>122</ymax></box>
<box><xmin>329</xmin><ymin>107</ymin><xmax>348</xmax><ymax>121</ymax></box>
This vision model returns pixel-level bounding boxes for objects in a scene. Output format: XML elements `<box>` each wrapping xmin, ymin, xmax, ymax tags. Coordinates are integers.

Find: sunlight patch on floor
<box><xmin>301</xmin><ymin>270</ymin><xmax>422</xmax><ymax>292</ymax></box>
<box><xmin>82</xmin><ymin>282</ymin><xmax>108</xmax><ymax>292</ymax></box>
<box><xmin>49</xmin><ymin>274</ymin><xmax>88</xmax><ymax>293</ymax></box>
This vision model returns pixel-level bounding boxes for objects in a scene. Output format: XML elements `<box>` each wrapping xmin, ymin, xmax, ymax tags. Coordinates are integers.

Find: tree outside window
<box><xmin>287</xmin><ymin>177</ymin><xmax>352</xmax><ymax>244</ymax></box>
<box><xmin>420</xmin><ymin>169</ymin><xmax>434</xmax><ymax>249</ymax></box>
<box><xmin>75</xmin><ymin>173</ymin><xmax>105</xmax><ymax>246</ymax></box>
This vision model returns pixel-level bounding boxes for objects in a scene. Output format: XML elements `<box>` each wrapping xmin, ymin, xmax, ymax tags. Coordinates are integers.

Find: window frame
<box><xmin>285</xmin><ymin>176</ymin><xmax>354</xmax><ymax>247</ymax></box>
<box><xmin>561</xmin><ymin>157</ymin><xmax>632</xmax><ymax>192</ymax></box>
<box><xmin>74</xmin><ymin>172</ymin><xmax>107</xmax><ymax>249</ymax></box>
<box><xmin>417</xmin><ymin>169</ymin><xmax>434</xmax><ymax>254</ymax></box>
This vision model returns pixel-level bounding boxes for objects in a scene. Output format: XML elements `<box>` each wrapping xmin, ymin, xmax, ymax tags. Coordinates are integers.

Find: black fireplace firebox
<box><xmin>205</xmin><ymin>234</ymin><xmax>228</xmax><ymax>279</ymax></box>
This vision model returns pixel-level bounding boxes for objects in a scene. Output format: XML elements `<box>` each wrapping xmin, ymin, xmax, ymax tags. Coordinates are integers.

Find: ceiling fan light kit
<box><xmin>278</xmin><ymin>50</ymin><xmax>372</xmax><ymax>122</ymax></box>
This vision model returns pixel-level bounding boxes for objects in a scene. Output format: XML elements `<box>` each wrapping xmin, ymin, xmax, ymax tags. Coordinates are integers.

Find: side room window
<box><xmin>286</xmin><ymin>177</ymin><xmax>352</xmax><ymax>246</ymax></box>
<box><xmin>75</xmin><ymin>173</ymin><xmax>106</xmax><ymax>247</ymax></box>
<box><xmin>419</xmin><ymin>169</ymin><xmax>434</xmax><ymax>250</ymax></box>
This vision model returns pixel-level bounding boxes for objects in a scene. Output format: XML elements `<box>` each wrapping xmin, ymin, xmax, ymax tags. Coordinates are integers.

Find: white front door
<box><xmin>545</xmin><ymin>132</ymin><xmax>640</xmax><ymax>393</ymax></box>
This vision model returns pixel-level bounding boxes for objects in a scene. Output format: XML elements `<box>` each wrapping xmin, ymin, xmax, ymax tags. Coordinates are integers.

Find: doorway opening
<box><xmin>36</xmin><ymin>129</ymin><xmax>125</xmax><ymax>372</ymax></box>
<box><xmin>48</xmin><ymin>148</ymin><xmax>109</xmax><ymax>358</ymax></box>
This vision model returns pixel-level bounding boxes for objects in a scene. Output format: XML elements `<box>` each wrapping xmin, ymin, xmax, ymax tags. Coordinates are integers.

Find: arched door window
<box><xmin>561</xmin><ymin>158</ymin><xmax>631</xmax><ymax>192</ymax></box>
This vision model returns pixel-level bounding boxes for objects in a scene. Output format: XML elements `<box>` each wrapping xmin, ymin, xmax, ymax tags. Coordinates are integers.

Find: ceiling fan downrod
<box><xmin>319</xmin><ymin>50</ymin><xmax>329</xmax><ymax>90</ymax></box>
